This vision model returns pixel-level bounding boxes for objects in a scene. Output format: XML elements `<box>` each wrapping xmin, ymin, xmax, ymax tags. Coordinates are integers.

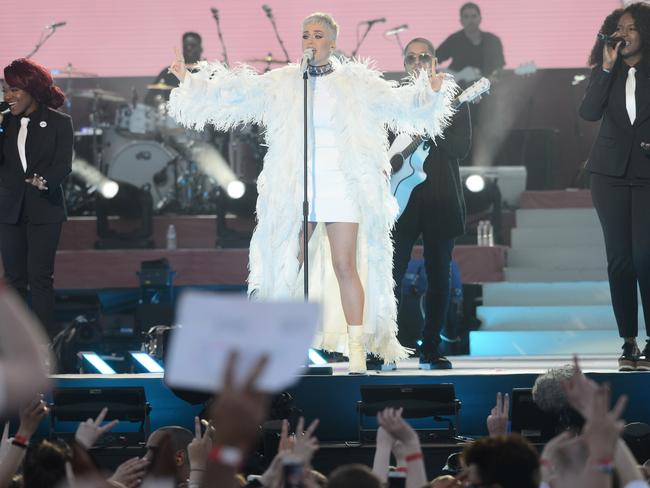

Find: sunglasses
<box><xmin>405</xmin><ymin>53</ymin><xmax>433</xmax><ymax>65</ymax></box>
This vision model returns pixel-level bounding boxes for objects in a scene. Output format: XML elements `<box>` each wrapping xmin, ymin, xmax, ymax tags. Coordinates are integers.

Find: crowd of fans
<box><xmin>2</xmin><ymin>277</ymin><xmax>650</xmax><ymax>488</ymax></box>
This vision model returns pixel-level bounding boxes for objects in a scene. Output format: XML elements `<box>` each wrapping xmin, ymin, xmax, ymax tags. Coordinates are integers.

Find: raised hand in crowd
<box><xmin>376</xmin><ymin>407</ymin><xmax>427</xmax><ymax>488</ymax></box>
<box><xmin>0</xmin><ymin>395</ymin><xmax>49</xmax><ymax>488</ymax></box>
<box><xmin>201</xmin><ymin>351</ymin><xmax>270</xmax><ymax>488</ymax></box>
<box><xmin>108</xmin><ymin>457</ymin><xmax>150</xmax><ymax>488</ymax></box>
<box><xmin>486</xmin><ymin>391</ymin><xmax>509</xmax><ymax>438</ymax></box>
<box><xmin>187</xmin><ymin>416</ymin><xmax>213</xmax><ymax>486</ymax></box>
<box><xmin>75</xmin><ymin>407</ymin><xmax>120</xmax><ymax>450</ymax></box>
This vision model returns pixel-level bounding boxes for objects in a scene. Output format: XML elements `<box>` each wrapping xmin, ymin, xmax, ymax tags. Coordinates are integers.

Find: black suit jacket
<box><xmin>419</xmin><ymin>102</ymin><xmax>471</xmax><ymax>239</ymax></box>
<box><xmin>579</xmin><ymin>64</ymin><xmax>650</xmax><ymax>177</ymax></box>
<box><xmin>0</xmin><ymin>106</ymin><xmax>73</xmax><ymax>224</ymax></box>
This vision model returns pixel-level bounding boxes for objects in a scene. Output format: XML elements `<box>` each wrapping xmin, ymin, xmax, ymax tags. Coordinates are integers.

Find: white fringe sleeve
<box><xmin>377</xmin><ymin>70</ymin><xmax>457</xmax><ymax>139</ymax></box>
<box><xmin>167</xmin><ymin>62</ymin><xmax>271</xmax><ymax>131</ymax></box>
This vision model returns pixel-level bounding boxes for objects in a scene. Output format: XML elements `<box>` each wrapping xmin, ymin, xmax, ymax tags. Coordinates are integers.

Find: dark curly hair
<box><xmin>588</xmin><ymin>3</ymin><xmax>650</xmax><ymax>75</ymax></box>
<box><xmin>22</xmin><ymin>439</ymin><xmax>72</xmax><ymax>488</ymax></box>
<box><xmin>3</xmin><ymin>58</ymin><xmax>65</xmax><ymax>109</ymax></box>
<box><xmin>463</xmin><ymin>434</ymin><xmax>540</xmax><ymax>488</ymax></box>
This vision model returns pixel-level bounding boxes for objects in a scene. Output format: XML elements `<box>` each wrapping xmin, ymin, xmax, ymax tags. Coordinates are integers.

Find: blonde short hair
<box><xmin>302</xmin><ymin>12</ymin><xmax>339</xmax><ymax>40</ymax></box>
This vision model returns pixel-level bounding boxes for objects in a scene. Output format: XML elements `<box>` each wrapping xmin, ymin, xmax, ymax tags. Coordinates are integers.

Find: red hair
<box><xmin>4</xmin><ymin>58</ymin><xmax>65</xmax><ymax>109</ymax></box>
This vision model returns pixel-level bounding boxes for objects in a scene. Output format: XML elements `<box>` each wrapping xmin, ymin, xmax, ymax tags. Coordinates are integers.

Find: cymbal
<box><xmin>246</xmin><ymin>57</ymin><xmax>289</xmax><ymax>65</ymax></box>
<box><xmin>51</xmin><ymin>65</ymin><xmax>98</xmax><ymax>77</ymax></box>
<box><xmin>70</xmin><ymin>88</ymin><xmax>126</xmax><ymax>103</ymax></box>
<box><xmin>147</xmin><ymin>82</ymin><xmax>176</xmax><ymax>90</ymax></box>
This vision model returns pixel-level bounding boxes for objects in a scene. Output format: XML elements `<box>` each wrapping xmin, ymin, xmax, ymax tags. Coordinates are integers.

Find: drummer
<box><xmin>144</xmin><ymin>32</ymin><xmax>203</xmax><ymax>106</ymax></box>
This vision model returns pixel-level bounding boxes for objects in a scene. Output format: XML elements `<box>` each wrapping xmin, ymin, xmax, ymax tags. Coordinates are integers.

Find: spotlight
<box><xmin>465</xmin><ymin>174</ymin><xmax>485</xmax><ymax>193</ymax></box>
<box><xmin>129</xmin><ymin>351</ymin><xmax>164</xmax><ymax>373</ymax></box>
<box><xmin>95</xmin><ymin>181</ymin><xmax>154</xmax><ymax>249</ymax></box>
<box><xmin>71</xmin><ymin>158</ymin><xmax>120</xmax><ymax>198</ymax></box>
<box><xmin>78</xmin><ymin>351</ymin><xmax>117</xmax><ymax>375</ymax></box>
<box><xmin>308</xmin><ymin>348</ymin><xmax>328</xmax><ymax>366</ymax></box>
<box><xmin>99</xmin><ymin>180</ymin><xmax>120</xmax><ymax>199</ymax></box>
<box><xmin>226</xmin><ymin>180</ymin><xmax>246</xmax><ymax>199</ymax></box>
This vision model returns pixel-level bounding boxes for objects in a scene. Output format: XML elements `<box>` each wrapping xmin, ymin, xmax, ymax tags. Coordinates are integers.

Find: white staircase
<box><xmin>470</xmin><ymin>206</ymin><xmax>642</xmax><ymax>356</ymax></box>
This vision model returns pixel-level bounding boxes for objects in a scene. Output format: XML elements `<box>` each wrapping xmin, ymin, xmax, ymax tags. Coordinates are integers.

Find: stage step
<box><xmin>469</xmin><ymin>330</ymin><xmax>623</xmax><ymax>356</ymax></box>
<box><xmin>504</xmin><ymin>267</ymin><xmax>608</xmax><ymax>282</ymax></box>
<box><xmin>482</xmin><ymin>281</ymin><xmax>614</xmax><ymax>306</ymax></box>
<box><xmin>510</xmin><ymin>226</ymin><xmax>604</xmax><ymax>248</ymax></box>
<box><xmin>515</xmin><ymin>208</ymin><xmax>600</xmax><ymax>228</ymax></box>
<box><xmin>507</xmin><ymin>246</ymin><xmax>606</xmax><ymax>269</ymax></box>
<box><xmin>476</xmin><ymin>304</ymin><xmax>645</xmax><ymax>331</ymax></box>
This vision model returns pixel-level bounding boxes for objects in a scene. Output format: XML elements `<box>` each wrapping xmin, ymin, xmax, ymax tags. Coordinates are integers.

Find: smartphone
<box><xmin>283</xmin><ymin>458</ymin><xmax>304</xmax><ymax>488</ymax></box>
<box><xmin>388</xmin><ymin>471</ymin><xmax>407</xmax><ymax>488</ymax></box>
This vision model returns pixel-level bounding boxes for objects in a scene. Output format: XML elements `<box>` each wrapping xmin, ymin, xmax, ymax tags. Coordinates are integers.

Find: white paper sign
<box><xmin>165</xmin><ymin>291</ymin><xmax>320</xmax><ymax>393</ymax></box>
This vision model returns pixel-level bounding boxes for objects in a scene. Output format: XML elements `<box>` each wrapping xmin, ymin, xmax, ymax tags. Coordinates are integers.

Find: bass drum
<box><xmin>103</xmin><ymin>129</ymin><xmax>180</xmax><ymax>208</ymax></box>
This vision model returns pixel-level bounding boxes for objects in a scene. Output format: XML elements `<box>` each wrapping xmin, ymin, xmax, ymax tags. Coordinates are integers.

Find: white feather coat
<box><xmin>168</xmin><ymin>58</ymin><xmax>456</xmax><ymax>362</ymax></box>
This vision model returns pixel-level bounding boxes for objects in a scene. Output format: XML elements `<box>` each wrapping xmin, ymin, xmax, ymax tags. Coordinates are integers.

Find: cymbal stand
<box><xmin>211</xmin><ymin>8</ymin><xmax>230</xmax><ymax>66</ymax></box>
<box><xmin>263</xmin><ymin>7</ymin><xmax>291</xmax><ymax>63</ymax></box>
<box><xmin>25</xmin><ymin>25</ymin><xmax>61</xmax><ymax>59</ymax></box>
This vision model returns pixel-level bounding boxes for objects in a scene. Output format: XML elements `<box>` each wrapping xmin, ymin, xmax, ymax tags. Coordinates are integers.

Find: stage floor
<box><xmin>321</xmin><ymin>354</ymin><xmax>622</xmax><ymax>376</ymax></box>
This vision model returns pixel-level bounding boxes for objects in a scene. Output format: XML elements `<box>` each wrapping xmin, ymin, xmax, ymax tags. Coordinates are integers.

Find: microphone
<box><xmin>300</xmin><ymin>48</ymin><xmax>315</xmax><ymax>74</ymax></box>
<box><xmin>597</xmin><ymin>32</ymin><xmax>626</xmax><ymax>48</ymax></box>
<box><xmin>385</xmin><ymin>24</ymin><xmax>408</xmax><ymax>36</ymax></box>
<box><xmin>262</xmin><ymin>4</ymin><xmax>273</xmax><ymax>18</ymax></box>
<box><xmin>0</xmin><ymin>102</ymin><xmax>10</xmax><ymax>115</ymax></box>
<box><xmin>210</xmin><ymin>7</ymin><xmax>219</xmax><ymax>19</ymax></box>
<box><xmin>46</xmin><ymin>21</ymin><xmax>66</xmax><ymax>29</ymax></box>
<box><xmin>361</xmin><ymin>17</ymin><xmax>386</xmax><ymax>25</ymax></box>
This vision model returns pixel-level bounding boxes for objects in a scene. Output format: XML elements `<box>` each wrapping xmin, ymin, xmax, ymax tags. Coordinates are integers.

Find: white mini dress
<box><xmin>307</xmin><ymin>74</ymin><xmax>360</xmax><ymax>223</ymax></box>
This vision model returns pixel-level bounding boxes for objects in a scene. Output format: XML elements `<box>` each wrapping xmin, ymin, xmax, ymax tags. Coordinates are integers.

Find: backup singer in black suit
<box><xmin>0</xmin><ymin>59</ymin><xmax>73</xmax><ymax>333</ymax></box>
<box><xmin>392</xmin><ymin>38</ymin><xmax>470</xmax><ymax>369</ymax></box>
<box><xmin>580</xmin><ymin>3</ymin><xmax>650</xmax><ymax>371</ymax></box>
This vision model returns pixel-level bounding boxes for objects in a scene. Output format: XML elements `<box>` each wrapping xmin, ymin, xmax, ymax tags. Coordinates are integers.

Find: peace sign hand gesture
<box><xmin>74</xmin><ymin>407</ymin><xmax>119</xmax><ymax>449</ymax></box>
<box><xmin>169</xmin><ymin>47</ymin><xmax>187</xmax><ymax>82</ymax></box>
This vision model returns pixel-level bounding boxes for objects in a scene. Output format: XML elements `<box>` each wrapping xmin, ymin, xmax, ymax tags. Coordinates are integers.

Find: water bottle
<box><xmin>166</xmin><ymin>224</ymin><xmax>177</xmax><ymax>250</ymax></box>
<box><xmin>486</xmin><ymin>221</ymin><xmax>494</xmax><ymax>247</ymax></box>
<box><xmin>477</xmin><ymin>221</ymin><xmax>485</xmax><ymax>246</ymax></box>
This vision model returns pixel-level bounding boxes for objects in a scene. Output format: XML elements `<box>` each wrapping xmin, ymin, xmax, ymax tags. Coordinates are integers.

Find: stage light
<box><xmin>95</xmin><ymin>181</ymin><xmax>154</xmax><ymax>249</ymax></box>
<box><xmin>465</xmin><ymin>174</ymin><xmax>485</xmax><ymax>193</ymax></box>
<box><xmin>308</xmin><ymin>348</ymin><xmax>328</xmax><ymax>365</ymax></box>
<box><xmin>78</xmin><ymin>351</ymin><xmax>117</xmax><ymax>375</ymax></box>
<box><xmin>129</xmin><ymin>351</ymin><xmax>164</xmax><ymax>373</ymax></box>
<box><xmin>71</xmin><ymin>158</ymin><xmax>120</xmax><ymax>199</ymax></box>
<box><xmin>226</xmin><ymin>180</ymin><xmax>246</xmax><ymax>199</ymax></box>
<box><xmin>99</xmin><ymin>180</ymin><xmax>120</xmax><ymax>199</ymax></box>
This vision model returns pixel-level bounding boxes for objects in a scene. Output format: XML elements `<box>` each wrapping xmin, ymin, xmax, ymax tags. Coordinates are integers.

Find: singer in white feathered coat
<box><xmin>168</xmin><ymin>56</ymin><xmax>456</xmax><ymax>363</ymax></box>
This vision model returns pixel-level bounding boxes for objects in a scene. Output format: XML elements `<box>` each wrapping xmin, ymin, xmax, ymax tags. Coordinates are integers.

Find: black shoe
<box><xmin>419</xmin><ymin>353</ymin><xmax>452</xmax><ymax>370</ymax></box>
<box><xmin>636</xmin><ymin>340</ymin><xmax>650</xmax><ymax>371</ymax></box>
<box><xmin>618</xmin><ymin>341</ymin><xmax>640</xmax><ymax>371</ymax></box>
<box><xmin>366</xmin><ymin>353</ymin><xmax>396</xmax><ymax>371</ymax></box>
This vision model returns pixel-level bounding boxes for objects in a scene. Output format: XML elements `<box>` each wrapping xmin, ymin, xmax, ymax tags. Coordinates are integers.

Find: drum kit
<box><xmin>67</xmin><ymin>81</ymin><xmax>260</xmax><ymax>215</ymax></box>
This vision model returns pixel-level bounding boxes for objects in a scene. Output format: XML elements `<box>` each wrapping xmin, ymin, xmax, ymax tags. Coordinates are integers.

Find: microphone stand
<box><xmin>302</xmin><ymin>67</ymin><xmax>309</xmax><ymax>300</ymax></box>
<box><xmin>26</xmin><ymin>26</ymin><xmax>60</xmax><ymax>59</ymax></box>
<box><xmin>351</xmin><ymin>21</ymin><xmax>379</xmax><ymax>58</ymax></box>
<box><xmin>264</xmin><ymin>9</ymin><xmax>291</xmax><ymax>63</ymax></box>
<box><xmin>211</xmin><ymin>9</ymin><xmax>230</xmax><ymax>66</ymax></box>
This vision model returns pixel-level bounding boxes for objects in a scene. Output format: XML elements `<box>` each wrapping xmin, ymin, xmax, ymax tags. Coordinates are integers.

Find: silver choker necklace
<box><xmin>308</xmin><ymin>62</ymin><xmax>334</xmax><ymax>77</ymax></box>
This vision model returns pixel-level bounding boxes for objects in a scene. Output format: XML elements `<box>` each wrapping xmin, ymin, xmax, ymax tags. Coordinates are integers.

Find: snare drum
<box><xmin>115</xmin><ymin>103</ymin><xmax>157</xmax><ymax>135</ymax></box>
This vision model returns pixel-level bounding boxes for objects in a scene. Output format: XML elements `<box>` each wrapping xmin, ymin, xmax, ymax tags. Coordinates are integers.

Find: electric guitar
<box><xmin>389</xmin><ymin>77</ymin><xmax>491</xmax><ymax>218</ymax></box>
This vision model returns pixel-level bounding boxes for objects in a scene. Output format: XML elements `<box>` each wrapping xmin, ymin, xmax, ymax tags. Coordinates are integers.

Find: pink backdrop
<box><xmin>4</xmin><ymin>0</ymin><xmax>619</xmax><ymax>77</ymax></box>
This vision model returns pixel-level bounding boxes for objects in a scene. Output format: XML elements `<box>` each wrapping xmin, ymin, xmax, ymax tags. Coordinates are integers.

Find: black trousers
<box><xmin>0</xmin><ymin>212</ymin><xmax>62</xmax><ymax>333</ymax></box>
<box><xmin>393</xmin><ymin>187</ymin><xmax>455</xmax><ymax>355</ymax></box>
<box><xmin>591</xmin><ymin>173</ymin><xmax>650</xmax><ymax>338</ymax></box>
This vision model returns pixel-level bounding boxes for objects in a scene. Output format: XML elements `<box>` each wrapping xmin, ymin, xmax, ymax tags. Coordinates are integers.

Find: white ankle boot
<box><xmin>347</xmin><ymin>325</ymin><xmax>367</xmax><ymax>374</ymax></box>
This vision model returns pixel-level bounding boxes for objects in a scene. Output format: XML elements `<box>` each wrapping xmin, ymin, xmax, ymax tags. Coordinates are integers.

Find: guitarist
<box><xmin>392</xmin><ymin>38</ymin><xmax>471</xmax><ymax>370</ymax></box>
<box><xmin>436</xmin><ymin>2</ymin><xmax>505</xmax><ymax>87</ymax></box>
